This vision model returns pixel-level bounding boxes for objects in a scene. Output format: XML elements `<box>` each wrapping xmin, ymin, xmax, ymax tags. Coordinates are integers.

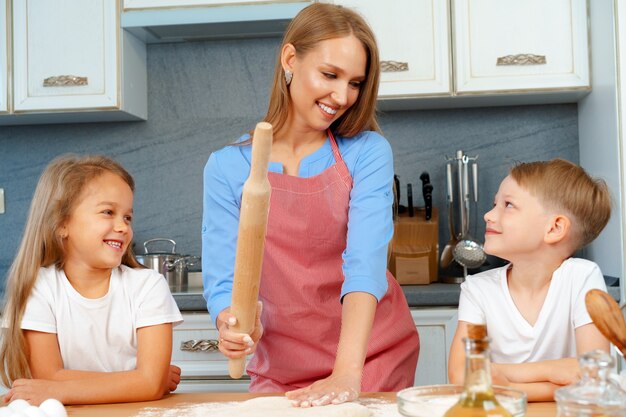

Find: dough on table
<box><xmin>212</xmin><ymin>396</ymin><xmax>371</xmax><ymax>417</ymax></box>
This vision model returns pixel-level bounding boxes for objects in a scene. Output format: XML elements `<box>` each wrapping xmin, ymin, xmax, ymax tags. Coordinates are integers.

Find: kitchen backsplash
<box><xmin>0</xmin><ymin>37</ymin><xmax>578</xmax><ymax>289</ymax></box>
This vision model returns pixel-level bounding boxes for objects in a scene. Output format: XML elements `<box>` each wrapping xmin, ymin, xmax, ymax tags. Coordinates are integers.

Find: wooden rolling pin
<box><xmin>229</xmin><ymin>122</ymin><xmax>273</xmax><ymax>379</ymax></box>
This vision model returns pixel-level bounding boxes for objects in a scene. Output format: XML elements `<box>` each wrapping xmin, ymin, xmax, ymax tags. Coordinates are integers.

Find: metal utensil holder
<box><xmin>441</xmin><ymin>150</ymin><xmax>479</xmax><ymax>283</ymax></box>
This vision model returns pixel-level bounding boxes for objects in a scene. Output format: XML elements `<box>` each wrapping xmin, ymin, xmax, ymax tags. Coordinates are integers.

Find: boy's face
<box><xmin>483</xmin><ymin>175</ymin><xmax>552</xmax><ymax>260</ymax></box>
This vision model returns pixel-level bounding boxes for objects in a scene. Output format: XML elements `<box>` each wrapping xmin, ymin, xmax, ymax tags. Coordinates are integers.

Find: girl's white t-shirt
<box><xmin>458</xmin><ymin>258</ymin><xmax>607</xmax><ymax>363</ymax></box>
<box><xmin>21</xmin><ymin>264</ymin><xmax>183</xmax><ymax>372</ymax></box>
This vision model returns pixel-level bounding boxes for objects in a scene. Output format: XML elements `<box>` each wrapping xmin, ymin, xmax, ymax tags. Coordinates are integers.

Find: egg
<box><xmin>37</xmin><ymin>399</ymin><xmax>66</xmax><ymax>417</ymax></box>
<box><xmin>7</xmin><ymin>400</ymin><xmax>30</xmax><ymax>412</ymax></box>
<box><xmin>0</xmin><ymin>407</ymin><xmax>14</xmax><ymax>417</ymax></box>
<box><xmin>11</xmin><ymin>411</ymin><xmax>28</xmax><ymax>417</ymax></box>
<box><xmin>23</xmin><ymin>406</ymin><xmax>47</xmax><ymax>417</ymax></box>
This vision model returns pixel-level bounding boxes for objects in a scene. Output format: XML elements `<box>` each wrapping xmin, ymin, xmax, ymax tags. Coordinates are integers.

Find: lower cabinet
<box><xmin>174</xmin><ymin>308</ymin><xmax>458</xmax><ymax>392</ymax></box>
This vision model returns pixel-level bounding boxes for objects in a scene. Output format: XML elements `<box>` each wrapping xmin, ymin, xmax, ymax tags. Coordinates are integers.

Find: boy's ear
<box><xmin>544</xmin><ymin>214</ymin><xmax>571</xmax><ymax>244</ymax></box>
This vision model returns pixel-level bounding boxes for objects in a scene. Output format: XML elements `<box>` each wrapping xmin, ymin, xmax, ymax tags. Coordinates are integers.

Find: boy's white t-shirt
<box><xmin>458</xmin><ymin>257</ymin><xmax>607</xmax><ymax>363</ymax></box>
<box><xmin>21</xmin><ymin>264</ymin><xmax>183</xmax><ymax>372</ymax></box>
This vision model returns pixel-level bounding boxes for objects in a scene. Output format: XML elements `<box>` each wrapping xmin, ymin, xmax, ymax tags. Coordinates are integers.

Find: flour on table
<box><xmin>133</xmin><ymin>396</ymin><xmax>404</xmax><ymax>417</ymax></box>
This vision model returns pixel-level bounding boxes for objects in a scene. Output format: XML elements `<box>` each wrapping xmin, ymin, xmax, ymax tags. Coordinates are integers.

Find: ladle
<box><xmin>585</xmin><ymin>289</ymin><xmax>626</xmax><ymax>357</ymax></box>
<box><xmin>452</xmin><ymin>157</ymin><xmax>486</xmax><ymax>269</ymax></box>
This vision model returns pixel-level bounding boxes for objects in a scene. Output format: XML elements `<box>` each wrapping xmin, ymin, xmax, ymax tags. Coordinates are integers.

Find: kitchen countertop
<box><xmin>65</xmin><ymin>392</ymin><xmax>558</xmax><ymax>417</ymax></box>
<box><xmin>173</xmin><ymin>279</ymin><xmax>621</xmax><ymax>312</ymax></box>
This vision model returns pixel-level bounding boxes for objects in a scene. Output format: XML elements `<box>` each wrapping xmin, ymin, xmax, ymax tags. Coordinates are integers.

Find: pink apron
<box><xmin>247</xmin><ymin>131</ymin><xmax>419</xmax><ymax>392</ymax></box>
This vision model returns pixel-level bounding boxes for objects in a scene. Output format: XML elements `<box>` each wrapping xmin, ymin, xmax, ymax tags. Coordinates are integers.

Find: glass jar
<box><xmin>555</xmin><ymin>349</ymin><xmax>626</xmax><ymax>417</ymax></box>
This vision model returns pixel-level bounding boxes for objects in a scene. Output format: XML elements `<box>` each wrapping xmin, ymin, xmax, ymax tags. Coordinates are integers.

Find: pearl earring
<box><xmin>284</xmin><ymin>69</ymin><xmax>293</xmax><ymax>85</ymax></box>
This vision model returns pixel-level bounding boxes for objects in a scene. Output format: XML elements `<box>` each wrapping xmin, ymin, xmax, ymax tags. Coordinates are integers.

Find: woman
<box><xmin>202</xmin><ymin>3</ymin><xmax>419</xmax><ymax>407</ymax></box>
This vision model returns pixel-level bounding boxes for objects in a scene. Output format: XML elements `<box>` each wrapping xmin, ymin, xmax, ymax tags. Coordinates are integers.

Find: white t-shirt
<box><xmin>458</xmin><ymin>258</ymin><xmax>607</xmax><ymax>363</ymax></box>
<box><xmin>21</xmin><ymin>265</ymin><xmax>183</xmax><ymax>372</ymax></box>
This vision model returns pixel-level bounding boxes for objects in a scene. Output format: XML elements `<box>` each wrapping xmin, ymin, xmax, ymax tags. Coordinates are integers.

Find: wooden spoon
<box><xmin>585</xmin><ymin>289</ymin><xmax>626</xmax><ymax>357</ymax></box>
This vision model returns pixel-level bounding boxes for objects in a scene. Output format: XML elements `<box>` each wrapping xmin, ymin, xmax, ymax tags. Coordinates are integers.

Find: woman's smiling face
<box><xmin>284</xmin><ymin>35</ymin><xmax>367</xmax><ymax>133</ymax></box>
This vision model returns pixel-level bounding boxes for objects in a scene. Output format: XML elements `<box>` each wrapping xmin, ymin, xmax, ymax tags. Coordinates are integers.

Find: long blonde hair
<box><xmin>259</xmin><ymin>2</ymin><xmax>380</xmax><ymax>139</ymax></box>
<box><xmin>0</xmin><ymin>155</ymin><xmax>140</xmax><ymax>386</ymax></box>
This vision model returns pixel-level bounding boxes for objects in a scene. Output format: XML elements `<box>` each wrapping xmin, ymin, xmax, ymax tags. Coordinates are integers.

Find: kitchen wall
<box><xmin>0</xmin><ymin>37</ymin><xmax>578</xmax><ymax>288</ymax></box>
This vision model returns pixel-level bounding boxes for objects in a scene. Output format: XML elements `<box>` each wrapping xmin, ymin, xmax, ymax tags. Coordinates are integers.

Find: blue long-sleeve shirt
<box><xmin>202</xmin><ymin>130</ymin><xmax>394</xmax><ymax>321</ymax></box>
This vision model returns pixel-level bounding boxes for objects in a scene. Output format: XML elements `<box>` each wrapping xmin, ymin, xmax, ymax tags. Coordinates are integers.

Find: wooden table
<box><xmin>66</xmin><ymin>392</ymin><xmax>557</xmax><ymax>417</ymax></box>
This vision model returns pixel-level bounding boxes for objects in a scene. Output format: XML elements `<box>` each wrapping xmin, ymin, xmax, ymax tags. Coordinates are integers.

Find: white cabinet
<box><xmin>453</xmin><ymin>0</ymin><xmax>590</xmax><ymax>94</ymax></box>
<box><xmin>174</xmin><ymin>308</ymin><xmax>457</xmax><ymax>391</ymax></box>
<box><xmin>0</xmin><ymin>0</ymin><xmax>8</xmax><ymax>114</ymax></box>
<box><xmin>121</xmin><ymin>1</ymin><xmax>310</xmax><ymax>43</ymax></box>
<box><xmin>3</xmin><ymin>0</ymin><xmax>147</xmax><ymax>125</ymax></box>
<box><xmin>173</xmin><ymin>313</ymin><xmax>250</xmax><ymax>393</ymax></box>
<box><xmin>329</xmin><ymin>0</ymin><xmax>589</xmax><ymax>109</ymax></box>
<box><xmin>412</xmin><ymin>308</ymin><xmax>457</xmax><ymax>386</ymax></box>
<box><xmin>326</xmin><ymin>0</ymin><xmax>451</xmax><ymax>98</ymax></box>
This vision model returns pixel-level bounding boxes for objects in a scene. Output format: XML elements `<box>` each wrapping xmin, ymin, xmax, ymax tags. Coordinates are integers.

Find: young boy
<box><xmin>448</xmin><ymin>158</ymin><xmax>611</xmax><ymax>402</ymax></box>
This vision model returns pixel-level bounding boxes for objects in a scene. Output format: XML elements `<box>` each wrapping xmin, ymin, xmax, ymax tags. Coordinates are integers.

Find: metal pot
<box><xmin>135</xmin><ymin>238</ymin><xmax>198</xmax><ymax>293</ymax></box>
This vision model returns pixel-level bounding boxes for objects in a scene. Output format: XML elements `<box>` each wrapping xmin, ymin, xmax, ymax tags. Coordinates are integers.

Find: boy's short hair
<box><xmin>510</xmin><ymin>158</ymin><xmax>611</xmax><ymax>250</ymax></box>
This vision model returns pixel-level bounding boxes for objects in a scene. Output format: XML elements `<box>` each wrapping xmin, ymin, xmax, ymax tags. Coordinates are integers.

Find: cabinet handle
<box><xmin>381</xmin><ymin>60</ymin><xmax>409</xmax><ymax>72</ymax></box>
<box><xmin>496</xmin><ymin>54</ymin><xmax>546</xmax><ymax>66</ymax></box>
<box><xmin>180</xmin><ymin>339</ymin><xmax>219</xmax><ymax>352</ymax></box>
<box><xmin>43</xmin><ymin>75</ymin><xmax>89</xmax><ymax>87</ymax></box>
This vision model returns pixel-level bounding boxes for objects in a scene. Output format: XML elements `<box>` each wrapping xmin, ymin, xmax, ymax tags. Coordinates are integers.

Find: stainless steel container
<box><xmin>135</xmin><ymin>238</ymin><xmax>197</xmax><ymax>293</ymax></box>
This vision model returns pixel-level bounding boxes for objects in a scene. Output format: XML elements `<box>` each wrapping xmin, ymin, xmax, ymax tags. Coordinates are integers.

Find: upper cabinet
<box><xmin>327</xmin><ymin>0</ymin><xmax>451</xmax><ymax>98</ymax></box>
<box><xmin>453</xmin><ymin>0</ymin><xmax>590</xmax><ymax>94</ymax></box>
<box><xmin>2</xmin><ymin>0</ymin><xmax>147</xmax><ymax>125</ymax></box>
<box><xmin>327</xmin><ymin>0</ymin><xmax>590</xmax><ymax>109</ymax></box>
<box><xmin>121</xmin><ymin>1</ymin><xmax>311</xmax><ymax>43</ymax></box>
<box><xmin>0</xmin><ymin>0</ymin><xmax>8</xmax><ymax>114</ymax></box>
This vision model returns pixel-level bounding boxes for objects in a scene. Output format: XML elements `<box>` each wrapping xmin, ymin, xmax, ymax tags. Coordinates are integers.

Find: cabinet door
<box><xmin>330</xmin><ymin>0</ymin><xmax>451</xmax><ymax>98</ymax></box>
<box><xmin>412</xmin><ymin>308</ymin><xmax>458</xmax><ymax>386</ymax></box>
<box><xmin>173</xmin><ymin>312</ymin><xmax>251</xmax><ymax>392</ymax></box>
<box><xmin>0</xmin><ymin>0</ymin><xmax>7</xmax><ymax>113</ymax></box>
<box><xmin>13</xmin><ymin>0</ymin><xmax>119</xmax><ymax>112</ymax></box>
<box><xmin>453</xmin><ymin>0</ymin><xmax>589</xmax><ymax>94</ymax></box>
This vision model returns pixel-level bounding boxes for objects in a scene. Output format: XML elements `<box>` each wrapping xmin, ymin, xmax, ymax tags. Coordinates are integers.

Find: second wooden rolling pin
<box><xmin>228</xmin><ymin>122</ymin><xmax>273</xmax><ymax>379</ymax></box>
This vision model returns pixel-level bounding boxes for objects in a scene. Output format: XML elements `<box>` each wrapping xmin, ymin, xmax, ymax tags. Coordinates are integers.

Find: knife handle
<box><xmin>407</xmin><ymin>183</ymin><xmax>414</xmax><ymax>217</ymax></box>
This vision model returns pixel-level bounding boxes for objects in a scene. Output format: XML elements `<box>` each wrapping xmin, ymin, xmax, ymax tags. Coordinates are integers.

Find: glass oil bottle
<box><xmin>443</xmin><ymin>324</ymin><xmax>512</xmax><ymax>417</ymax></box>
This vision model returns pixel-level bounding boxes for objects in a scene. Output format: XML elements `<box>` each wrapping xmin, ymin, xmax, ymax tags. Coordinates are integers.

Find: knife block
<box><xmin>388</xmin><ymin>208</ymin><xmax>439</xmax><ymax>285</ymax></box>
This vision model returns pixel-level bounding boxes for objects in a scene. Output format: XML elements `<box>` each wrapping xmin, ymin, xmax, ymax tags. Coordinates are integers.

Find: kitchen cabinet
<box><xmin>313</xmin><ymin>0</ymin><xmax>452</xmax><ymax>98</ymax></box>
<box><xmin>326</xmin><ymin>0</ymin><xmax>590</xmax><ymax>109</ymax></box>
<box><xmin>411</xmin><ymin>308</ymin><xmax>457</xmax><ymax>386</ymax></box>
<box><xmin>173</xmin><ymin>309</ymin><xmax>457</xmax><ymax>392</ymax></box>
<box><xmin>0</xmin><ymin>0</ymin><xmax>8</xmax><ymax>114</ymax></box>
<box><xmin>2</xmin><ymin>0</ymin><xmax>147</xmax><ymax>125</ymax></box>
<box><xmin>121</xmin><ymin>1</ymin><xmax>310</xmax><ymax>43</ymax></box>
<box><xmin>173</xmin><ymin>312</ymin><xmax>250</xmax><ymax>393</ymax></box>
<box><xmin>453</xmin><ymin>0</ymin><xmax>589</xmax><ymax>94</ymax></box>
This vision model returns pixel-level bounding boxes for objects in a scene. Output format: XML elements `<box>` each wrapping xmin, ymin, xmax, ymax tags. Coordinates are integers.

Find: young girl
<box><xmin>203</xmin><ymin>3</ymin><xmax>419</xmax><ymax>407</ymax></box>
<box><xmin>0</xmin><ymin>155</ymin><xmax>183</xmax><ymax>405</ymax></box>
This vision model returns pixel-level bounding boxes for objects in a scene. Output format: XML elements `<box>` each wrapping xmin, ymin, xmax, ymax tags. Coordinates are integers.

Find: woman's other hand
<box><xmin>216</xmin><ymin>301</ymin><xmax>263</xmax><ymax>359</ymax></box>
<box><xmin>285</xmin><ymin>372</ymin><xmax>360</xmax><ymax>407</ymax></box>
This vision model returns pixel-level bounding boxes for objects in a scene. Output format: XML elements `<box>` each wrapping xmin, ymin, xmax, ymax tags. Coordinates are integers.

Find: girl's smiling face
<box><xmin>284</xmin><ymin>35</ymin><xmax>367</xmax><ymax>133</ymax></box>
<box><xmin>483</xmin><ymin>175</ymin><xmax>552</xmax><ymax>260</ymax></box>
<box><xmin>59</xmin><ymin>171</ymin><xmax>134</xmax><ymax>279</ymax></box>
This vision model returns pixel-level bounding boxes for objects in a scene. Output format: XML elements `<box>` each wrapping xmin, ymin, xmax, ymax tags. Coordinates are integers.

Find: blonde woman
<box><xmin>0</xmin><ymin>155</ymin><xmax>182</xmax><ymax>405</ymax></box>
<box><xmin>202</xmin><ymin>3</ymin><xmax>419</xmax><ymax>407</ymax></box>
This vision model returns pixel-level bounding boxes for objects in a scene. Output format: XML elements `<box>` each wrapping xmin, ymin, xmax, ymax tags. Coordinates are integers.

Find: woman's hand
<box><xmin>285</xmin><ymin>372</ymin><xmax>360</xmax><ymax>407</ymax></box>
<box><xmin>4</xmin><ymin>379</ymin><xmax>62</xmax><ymax>406</ymax></box>
<box><xmin>491</xmin><ymin>363</ymin><xmax>511</xmax><ymax>386</ymax></box>
<box><xmin>216</xmin><ymin>302</ymin><xmax>263</xmax><ymax>359</ymax></box>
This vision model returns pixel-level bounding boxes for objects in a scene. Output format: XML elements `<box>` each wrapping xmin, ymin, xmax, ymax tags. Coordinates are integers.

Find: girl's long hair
<box><xmin>255</xmin><ymin>2</ymin><xmax>381</xmax><ymax>139</ymax></box>
<box><xmin>0</xmin><ymin>155</ymin><xmax>140</xmax><ymax>386</ymax></box>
